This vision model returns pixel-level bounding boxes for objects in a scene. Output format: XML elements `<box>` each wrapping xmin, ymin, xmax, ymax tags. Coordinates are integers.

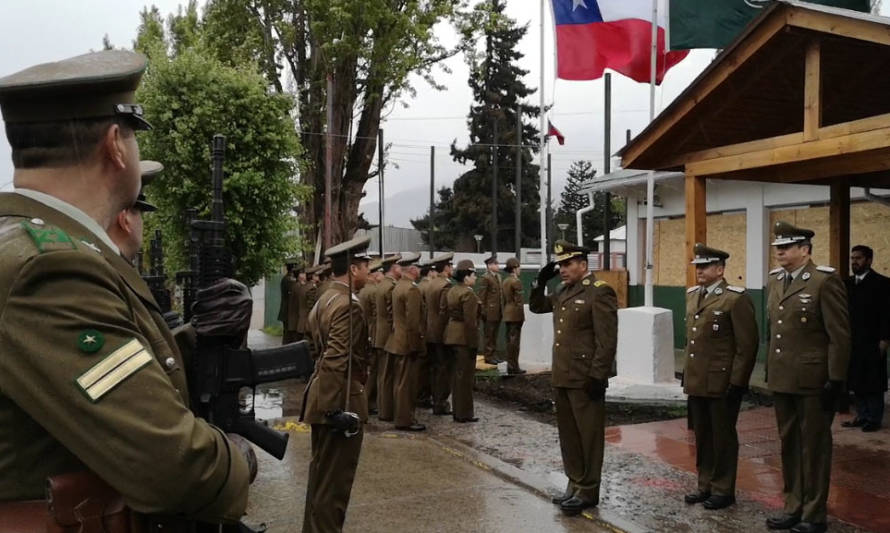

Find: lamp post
<box><xmin>474</xmin><ymin>234</ymin><xmax>483</xmax><ymax>254</ymax></box>
<box><xmin>557</xmin><ymin>223</ymin><xmax>569</xmax><ymax>241</ymax></box>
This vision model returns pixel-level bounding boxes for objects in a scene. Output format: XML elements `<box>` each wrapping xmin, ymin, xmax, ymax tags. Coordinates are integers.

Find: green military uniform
<box><xmin>281</xmin><ymin>261</ymin><xmax>300</xmax><ymax>344</ymax></box>
<box><xmin>300</xmin><ymin>236</ymin><xmax>371</xmax><ymax>533</ymax></box>
<box><xmin>416</xmin><ymin>259</ymin><xmax>433</xmax><ymax>408</ymax></box>
<box><xmin>502</xmin><ymin>257</ymin><xmax>526</xmax><ymax>375</ymax></box>
<box><xmin>358</xmin><ymin>258</ymin><xmax>382</xmax><ymax>412</ymax></box>
<box><xmin>766</xmin><ymin>222</ymin><xmax>850</xmax><ymax>530</ymax></box>
<box><xmin>443</xmin><ymin>259</ymin><xmax>482</xmax><ymax>422</ymax></box>
<box><xmin>295</xmin><ymin>266</ymin><xmax>319</xmax><ymax>342</ymax></box>
<box><xmin>385</xmin><ymin>252</ymin><xmax>426</xmax><ymax>430</ymax></box>
<box><xmin>374</xmin><ymin>255</ymin><xmax>401</xmax><ymax>421</ymax></box>
<box><xmin>0</xmin><ymin>51</ymin><xmax>249</xmax><ymax>525</ymax></box>
<box><xmin>478</xmin><ymin>255</ymin><xmax>503</xmax><ymax>364</ymax></box>
<box><xmin>529</xmin><ymin>240</ymin><xmax>618</xmax><ymax>514</ymax></box>
<box><xmin>427</xmin><ymin>253</ymin><xmax>455</xmax><ymax>414</ymax></box>
<box><xmin>683</xmin><ymin>244</ymin><xmax>759</xmax><ymax>507</ymax></box>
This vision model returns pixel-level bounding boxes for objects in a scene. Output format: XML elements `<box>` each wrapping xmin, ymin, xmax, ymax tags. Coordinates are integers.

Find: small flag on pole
<box><xmin>547</xmin><ymin>120</ymin><xmax>565</xmax><ymax>145</ymax></box>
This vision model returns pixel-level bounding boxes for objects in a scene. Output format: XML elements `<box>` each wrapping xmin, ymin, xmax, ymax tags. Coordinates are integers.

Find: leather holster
<box><xmin>46</xmin><ymin>470</ymin><xmax>143</xmax><ymax>533</ymax></box>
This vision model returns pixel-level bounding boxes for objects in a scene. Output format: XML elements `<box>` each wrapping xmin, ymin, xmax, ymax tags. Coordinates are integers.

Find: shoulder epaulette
<box><xmin>769</xmin><ymin>267</ymin><xmax>783</xmax><ymax>274</ymax></box>
<box><xmin>726</xmin><ymin>285</ymin><xmax>745</xmax><ymax>293</ymax></box>
<box><xmin>816</xmin><ymin>265</ymin><xmax>836</xmax><ymax>273</ymax></box>
<box><xmin>593</xmin><ymin>280</ymin><xmax>608</xmax><ymax>288</ymax></box>
<box><xmin>687</xmin><ymin>286</ymin><xmax>700</xmax><ymax>293</ymax></box>
<box><xmin>20</xmin><ymin>220</ymin><xmax>77</xmax><ymax>253</ymax></box>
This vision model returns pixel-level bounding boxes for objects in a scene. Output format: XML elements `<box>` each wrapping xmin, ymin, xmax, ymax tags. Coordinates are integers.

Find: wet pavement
<box><xmin>246</xmin><ymin>331</ymin><xmax>888</xmax><ymax>532</ymax></box>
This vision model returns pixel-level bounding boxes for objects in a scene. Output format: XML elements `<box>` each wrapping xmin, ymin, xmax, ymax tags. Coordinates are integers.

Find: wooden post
<box><xmin>804</xmin><ymin>41</ymin><xmax>821</xmax><ymax>141</ymax></box>
<box><xmin>685</xmin><ymin>173</ymin><xmax>707</xmax><ymax>287</ymax></box>
<box><xmin>829</xmin><ymin>182</ymin><xmax>850</xmax><ymax>278</ymax></box>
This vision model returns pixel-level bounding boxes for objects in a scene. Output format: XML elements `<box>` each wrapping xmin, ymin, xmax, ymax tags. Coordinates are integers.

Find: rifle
<box><xmin>143</xmin><ymin>229</ymin><xmax>172</xmax><ymax>313</ymax></box>
<box><xmin>181</xmin><ymin>134</ymin><xmax>310</xmax><ymax>460</ymax></box>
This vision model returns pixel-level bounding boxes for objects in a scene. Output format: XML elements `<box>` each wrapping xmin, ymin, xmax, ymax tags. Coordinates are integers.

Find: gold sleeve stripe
<box><xmin>77</xmin><ymin>338</ymin><xmax>144</xmax><ymax>389</ymax></box>
<box><xmin>82</xmin><ymin>350</ymin><xmax>152</xmax><ymax>402</ymax></box>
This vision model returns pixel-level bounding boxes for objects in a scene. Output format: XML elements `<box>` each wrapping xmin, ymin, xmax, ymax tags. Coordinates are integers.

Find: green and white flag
<box><xmin>669</xmin><ymin>0</ymin><xmax>872</xmax><ymax>50</ymax></box>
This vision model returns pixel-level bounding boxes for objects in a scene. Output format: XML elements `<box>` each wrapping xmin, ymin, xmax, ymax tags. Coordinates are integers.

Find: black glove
<box><xmin>226</xmin><ymin>433</ymin><xmax>258</xmax><ymax>484</ymax></box>
<box><xmin>535</xmin><ymin>261</ymin><xmax>558</xmax><ymax>288</ymax></box>
<box><xmin>726</xmin><ymin>384</ymin><xmax>746</xmax><ymax>404</ymax></box>
<box><xmin>585</xmin><ymin>379</ymin><xmax>606</xmax><ymax>401</ymax></box>
<box><xmin>192</xmin><ymin>278</ymin><xmax>253</xmax><ymax>339</ymax></box>
<box><xmin>326</xmin><ymin>410</ymin><xmax>360</xmax><ymax>436</ymax></box>
<box><xmin>820</xmin><ymin>380</ymin><xmax>843</xmax><ymax>413</ymax></box>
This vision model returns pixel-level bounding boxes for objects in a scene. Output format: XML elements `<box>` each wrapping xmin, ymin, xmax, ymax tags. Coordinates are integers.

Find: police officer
<box><xmin>385</xmin><ymin>252</ymin><xmax>426</xmax><ymax>431</ymax></box>
<box><xmin>502</xmin><ymin>257</ymin><xmax>527</xmax><ymax>375</ymax></box>
<box><xmin>530</xmin><ymin>240</ymin><xmax>618</xmax><ymax>517</ymax></box>
<box><xmin>107</xmin><ymin>160</ymin><xmax>161</xmax><ymax>263</ymax></box>
<box><xmin>0</xmin><ymin>51</ymin><xmax>252</xmax><ymax>528</ymax></box>
<box><xmin>374</xmin><ymin>254</ymin><xmax>401</xmax><ymax>422</ymax></box>
<box><xmin>478</xmin><ymin>254</ymin><xmax>504</xmax><ymax>365</ymax></box>
<box><xmin>358</xmin><ymin>258</ymin><xmax>383</xmax><ymax>414</ymax></box>
<box><xmin>765</xmin><ymin>222</ymin><xmax>850</xmax><ymax>533</ymax></box>
<box><xmin>683</xmin><ymin>243</ymin><xmax>758</xmax><ymax>510</ymax></box>
<box><xmin>427</xmin><ymin>253</ymin><xmax>455</xmax><ymax>415</ymax></box>
<box><xmin>444</xmin><ymin>259</ymin><xmax>482</xmax><ymax>422</ymax></box>
<box><xmin>281</xmin><ymin>260</ymin><xmax>301</xmax><ymax>344</ymax></box>
<box><xmin>416</xmin><ymin>258</ymin><xmax>434</xmax><ymax>408</ymax></box>
<box><xmin>300</xmin><ymin>235</ymin><xmax>372</xmax><ymax>533</ymax></box>
<box><xmin>296</xmin><ymin>265</ymin><xmax>319</xmax><ymax>342</ymax></box>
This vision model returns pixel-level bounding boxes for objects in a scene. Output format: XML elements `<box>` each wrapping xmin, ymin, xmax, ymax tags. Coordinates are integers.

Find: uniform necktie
<box><xmin>698</xmin><ymin>288</ymin><xmax>706</xmax><ymax>307</ymax></box>
<box><xmin>783</xmin><ymin>273</ymin><xmax>792</xmax><ymax>293</ymax></box>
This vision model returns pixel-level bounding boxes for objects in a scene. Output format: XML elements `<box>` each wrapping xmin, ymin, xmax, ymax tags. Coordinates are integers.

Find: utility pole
<box><xmin>515</xmin><ymin>105</ymin><xmax>522</xmax><ymax>258</ymax></box>
<box><xmin>603</xmin><ymin>73</ymin><xmax>612</xmax><ymax>270</ymax></box>
<box><xmin>492</xmin><ymin>119</ymin><xmax>499</xmax><ymax>255</ymax></box>
<box><xmin>378</xmin><ymin>128</ymin><xmax>385</xmax><ymax>257</ymax></box>
<box><xmin>429</xmin><ymin>145</ymin><xmax>435</xmax><ymax>258</ymax></box>
<box><xmin>547</xmin><ymin>152</ymin><xmax>552</xmax><ymax>263</ymax></box>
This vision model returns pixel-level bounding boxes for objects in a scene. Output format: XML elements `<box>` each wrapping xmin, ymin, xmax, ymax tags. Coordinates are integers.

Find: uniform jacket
<box><xmin>683</xmin><ymin>280</ymin><xmax>759</xmax><ymax>398</ymax></box>
<box><xmin>766</xmin><ymin>260</ymin><xmax>851</xmax><ymax>394</ymax></box>
<box><xmin>385</xmin><ymin>278</ymin><xmax>426</xmax><ymax>355</ymax></box>
<box><xmin>358</xmin><ymin>280</ymin><xmax>377</xmax><ymax>347</ymax></box>
<box><xmin>477</xmin><ymin>271</ymin><xmax>503</xmax><ymax>322</ymax></box>
<box><xmin>373</xmin><ymin>275</ymin><xmax>398</xmax><ymax>350</ymax></box>
<box><xmin>0</xmin><ymin>192</ymin><xmax>248</xmax><ymax>522</ymax></box>
<box><xmin>284</xmin><ymin>278</ymin><xmax>301</xmax><ymax>330</ymax></box>
<box><xmin>418</xmin><ymin>277</ymin><xmax>431</xmax><ymax>337</ymax></box>
<box><xmin>502</xmin><ymin>275</ymin><xmax>525</xmax><ymax>323</ymax></box>
<box><xmin>278</xmin><ymin>273</ymin><xmax>295</xmax><ymax>323</ymax></box>
<box><xmin>295</xmin><ymin>281</ymin><xmax>317</xmax><ymax>334</ymax></box>
<box><xmin>425</xmin><ymin>277</ymin><xmax>452</xmax><ymax>344</ymax></box>
<box><xmin>844</xmin><ymin>270</ymin><xmax>890</xmax><ymax>393</ymax></box>
<box><xmin>529</xmin><ymin>273</ymin><xmax>618</xmax><ymax>388</ymax></box>
<box><xmin>443</xmin><ymin>284</ymin><xmax>481</xmax><ymax>349</ymax></box>
<box><xmin>301</xmin><ymin>282</ymin><xmax>369</xmax><ymax>424</ymax></box>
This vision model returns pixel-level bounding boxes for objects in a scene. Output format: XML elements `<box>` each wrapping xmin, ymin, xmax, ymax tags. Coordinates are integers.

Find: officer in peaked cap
<box><xmin>297</xmin><ymin>264</ymin><xmax>321</xmax><ymax>343</ymax></box>
<box><xmin>683</xmin><ymin>243</ymin><xmax>758</xmax><ymax>511</ymax></box>
<box><xmin>416</xmin><ymin>257</ymin><xmax>436</xmax><ymax>408</ymax></box>
<box><xmin>384</xmin><ymin>251</ymin><xmax>427</xmax><ymax>430</ymax></box>
<box><xmin>479</xmin><ymin>253</ymin><xmax>504</xmax><ymax>365</ymax></box>
<box><xmin>359</xmin><ymin>257</ymin><xmax>384</xmax><ymax>414</ymax></box>
<box><xmin>108</xmin><ymin>160</ymin><xmax>160</xmax><ymax>263</ymax></box>
<box><xmin>281</xmin><ymin>254</ymin><xmax>302</xmax><ymax>345</ymax></box>
<box><xmin>0</xmin><ymin>51</ymin><xmax>254</xmax><ymax>527</ymax></box>
<box><xmin>301</xmin><ymin>235</ymin><xmax>371</xmax><ymax>533</ymax></box>
<box><xmin>443</xmin><ymin>258</ymin><xmax>482</xmax><ymax>422</ymax></box>
<box><xmin>374</xmin><ymin>253</ymin><xmax>402</xmax><ymax>421</ymax></box>
<box><xmin>530</xmin><ymin>239</ymin><xmax>618</xmax><ymax>517</ymax></box>
<box><xmin>502</xmin><ymin>257</ymin><xmax>526</xmax><ymax>375</ymax></box>
<box><xmin>764</xmin><ymin>222</ymin><xmax>850</xmax><ymax>533</ymax></box>
<box><xmin>427</xmin><ymin>252</ymin><xmax>456</xmax><ymax>414</ymax></box>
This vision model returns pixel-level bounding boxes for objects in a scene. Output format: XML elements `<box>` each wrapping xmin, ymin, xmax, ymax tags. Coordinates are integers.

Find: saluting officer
<box><xmin>765</xmin><ymin>222</ymin><xmax>850</xmax><ymax>533</ymax></box>
<box><xmin>0</xmin><ymin>51</ymin><xmax>253</xmax><ymax>528</ymax></box>
<box><xmin>358</xmin><ymin>258</ymin><xmax>383</xmax><ymax>414</ymax></box>
<box><xmin>683</xmin><ymin>243</ymin><xmax>758</xmax><ymax>510</ymax></box>
<box><xmin>301</xmin><ymin>235</ymin><xmax>372</xmax><ymax>533</ymax></box>
<box><xmin>385</xmin><ymin>252</ymin><xmax>426</xmax><ymax>431</ymax></box>
<box><xmin>530</xmin><ymin>240</ymin><xmax>618</xmax><ymax>517</ymax></box>
<box><xmin>502</xmin><ymin>257</ymin><xmax>527</xmax><ymax>375</ymax></box>
<box><xmin>374</xmin><ymin>254</ymin><xmax>401</xmax><ymax>421</ymax></box>
<box><xmin>427</xmin><ymin>253</ymin><xmax>456</xmax><ymax>415</ymax></box>
<box><xmin>478</xmin><ymin>254</ymin><xmax>504</xmax><ymax>365</ymax></box>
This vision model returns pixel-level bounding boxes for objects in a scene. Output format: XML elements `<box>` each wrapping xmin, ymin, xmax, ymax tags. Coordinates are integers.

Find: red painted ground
<box><xmin>606</xmin><ymin>407</ymin><xmax>890</xmax><ymax>533</ymax></box>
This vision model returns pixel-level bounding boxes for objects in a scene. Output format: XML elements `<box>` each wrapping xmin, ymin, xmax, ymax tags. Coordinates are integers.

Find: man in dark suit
<box><xmin>843</xmin><ymin>245</ymin><xmax>890</xmax><ymax>432</ymax></box>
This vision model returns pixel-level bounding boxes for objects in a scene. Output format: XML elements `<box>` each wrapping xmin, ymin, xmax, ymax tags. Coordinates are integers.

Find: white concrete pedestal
<box><xmin>518</xmin><ymin>305</ymin><xmax>553</xmax><ymax>372</ymax></box>
<box><xmin>616</xmin><ymin>307</ymin><xmax>675</xmax><ymax>384</ymax></box>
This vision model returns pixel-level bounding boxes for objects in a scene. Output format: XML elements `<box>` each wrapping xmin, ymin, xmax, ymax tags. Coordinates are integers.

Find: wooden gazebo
<box><xmin>620</xmin><ymin>0</ymin><xmax>890</xmax><ymax>285</ymax></box>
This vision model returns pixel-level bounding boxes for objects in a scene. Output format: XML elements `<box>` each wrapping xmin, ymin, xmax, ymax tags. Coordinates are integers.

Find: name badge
<box><xmin>574</xmin><ymin>299</ymin><xmax>585</xmax><ymax>304</ymax></box>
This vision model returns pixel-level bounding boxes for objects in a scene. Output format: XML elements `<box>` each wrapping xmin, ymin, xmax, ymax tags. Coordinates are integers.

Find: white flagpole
<box><xmin>539</xmin><ymin>0</ymin><xmax>549</xmax><ymax>266</ymax></box>
<box><xmin>644</xmin><ymin>0</ymin><xmax>658</xmax><ymax>307</ymax></box>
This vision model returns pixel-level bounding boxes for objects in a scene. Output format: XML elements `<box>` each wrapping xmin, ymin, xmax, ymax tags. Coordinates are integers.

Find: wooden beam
<box><xmin>818</xmin><ymin>111</ymin><xmax>890</xmax><ymax>139</ymax></box>
<box><xmin>788</xmin><ymin>8</ymin><xmax>890</xmax><ymax>48</ymax></box>
<box><xmin>829</xmin><ymin>184</ymin><xmax>850</xmax><ymax>278</ymax></box>
<box><xmin>662</xmin><ymin>131</ymin><xmax>804</xmax><ymax>168</ymax></box>
<box><xmin>686</xmin><ymin>126</ymin><xmax>890</xmax><ymax>177</ymax></box>
<box><xmin>685</xmin><ymin>174</ymin><xmax>707</xmax><ymax>287</ymax></box>
<box><xmin>621</xmin><ymin>11</ymin><xmax>788</xmax><ymax>169</ymax></box>
<box><xmin>701</xmin><ymin>147</ymin><xmax>890</xmax><ymax>183</ymax></box>
<box><xmin>804</xmin><ymin>41</ymin><xmax>821</xmax><ymax>141</ymax></box>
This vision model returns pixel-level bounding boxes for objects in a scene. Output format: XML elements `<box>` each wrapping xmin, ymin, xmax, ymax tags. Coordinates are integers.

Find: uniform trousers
<box><xmin>428</xmin><ymin>342</ymin><xmax>454</xmax><ymax>413</ymax></box>
<box><xmin>854</xmin><ymin>391</ymin><xmax>885</xmax><ymax>426</ymax></box>
<box><xmin>416</xmin><ymin>348</ymin><xmax>431</xmax><ymax>407</ymax></box>
<box><xmin>774</xmin><ymin>393</ymin><xmax>835</xmax><ymax>524</ymax></box>
<box><xmin>688</xmin><ymin>395</ymin><xmax>742</xmax><ymax>496</ymax></box>
<box><xmin>451</xmin><ymin>346</ymin><xmax>476</xmax><ymax>420</ymax></box>
<box><xmin>302</xmin><ymin>425</ymin><xmax>364</xmax><ymax>533</ymax></box>
<box><xmin>554</xmin><ymin>387</ymin><xmax>605</xmax><ymax>502</ymax></box>
<box><xmin>483</xmin><ymin>321</ymin><xmax>500</xmax><ymax>362</ymax></box>
<box><xmin>366</xmin><ymin>345</ymin><xmax>378</xmax><ymax>411</ymax></box>
<box><xmin>376</xmin><ymin>350</ymin><xmax>395</xmax><ymax>420</ymax></box>
<box><xmin>505</xmin><ymin>322</ymin><xmax>522</xmax><ymax>372</ymax></box>
<box><xmin>282</xmin><ymin>330</ymin><xmax>299</xmax><ymax>344</ymax></box>
<box><xmin>393</xmin><ymin>352</ymin><xmax>419</xmax><ymax>427</ymax></box>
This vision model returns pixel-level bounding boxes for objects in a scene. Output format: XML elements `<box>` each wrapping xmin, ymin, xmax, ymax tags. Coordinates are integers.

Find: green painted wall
<box><xmin>264</xmin><ymin>273</ymin><xmax>283</xmax><ymax>328</ymax></box>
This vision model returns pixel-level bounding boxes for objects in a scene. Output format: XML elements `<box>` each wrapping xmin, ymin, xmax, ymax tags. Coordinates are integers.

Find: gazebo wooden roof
<box><xmin>619</xmin><ymin>0</ymin><xmax>890</xmax><ymax>284</ymax></box>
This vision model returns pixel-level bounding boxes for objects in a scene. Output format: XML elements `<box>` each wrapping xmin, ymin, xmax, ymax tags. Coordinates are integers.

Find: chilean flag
<box><xmin>552</xmin><ymin>0</ymin><xmax>689</xmax><ymax>84</ymax></box>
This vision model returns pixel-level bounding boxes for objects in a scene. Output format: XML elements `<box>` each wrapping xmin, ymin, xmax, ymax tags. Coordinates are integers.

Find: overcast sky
<box><xmin>2</xmin><ymin>1</ymin><xmax>883</xmax><ymax>226</ymax></box>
